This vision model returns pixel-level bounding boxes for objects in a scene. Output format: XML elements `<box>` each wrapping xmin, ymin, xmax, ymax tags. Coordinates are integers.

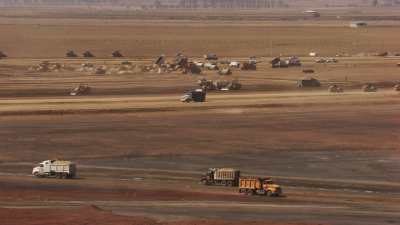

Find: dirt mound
<box><xmin>0</xmin><ymin>207</ymin><xmax>320</xmax><ymax>225</ymax></box>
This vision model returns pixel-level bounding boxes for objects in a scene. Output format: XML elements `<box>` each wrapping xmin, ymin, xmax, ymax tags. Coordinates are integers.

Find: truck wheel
<box><xmin>57</xmin><ymin>173</ymin><xmax>62</xmax><ymax>179</ymax></box>
<box><xmin>62</xmin><ymin>173</ymin><xmax>68</xmax><ymax>179</ymax></box>
<box><xmin>33</xmin><ymin>172</ymin><xmax>41</xmax><ymax>178</ymax></box>
<box><xmin>266</xmin><ymin>191</ymin><xmax>272</xmax><ymax>197</ymax></box>
<box><xmin>227</xmin><ymin>181</ymin><xmax>233</xmax><ymax>187</ymax></box>
<box><xmin>221</xmin><ymin>180</ymin><xmax>226</xmax><ymax>186</ymax></box>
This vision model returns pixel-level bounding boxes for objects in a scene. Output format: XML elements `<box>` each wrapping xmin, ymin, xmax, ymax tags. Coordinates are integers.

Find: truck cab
<box><xmin>32</xmin><ymin>163</ymin><xmax>44</xmax><ymax>176</ymax></box>
<box><xmin>32</xmin><ymin>160</ymin><xmax>53</xmax><ymax>176</ymax></box>
<box><xmin>262</xmin><ymin>178</ymin><xmax>282</xmax><ymax>196</ymax></box>
<box><xmin>181</xmin><ymin>89</ymin><xmax>206</xmax><ymax>103</ymax></box>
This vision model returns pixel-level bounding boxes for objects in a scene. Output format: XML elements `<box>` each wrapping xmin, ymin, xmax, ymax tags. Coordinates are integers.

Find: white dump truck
<box><xmin>32</xmin><ymin>160</ymin><xmax>77</xmax><ymax>179</ymax></box>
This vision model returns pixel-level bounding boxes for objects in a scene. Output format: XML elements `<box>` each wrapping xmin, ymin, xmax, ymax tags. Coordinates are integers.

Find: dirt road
<box><xmin>1</xmin><ymin>89</ymin><xmax>400</xmax><ymax>224</ymax></box>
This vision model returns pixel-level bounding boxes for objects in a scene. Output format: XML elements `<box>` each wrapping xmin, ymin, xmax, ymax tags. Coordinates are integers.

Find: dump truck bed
<box><xmin>239</xmin><ymin>177</ymin><xmax>263</xmax><ymax>190</ymax></box>
<box><xmin>213</xmin><ymin>168</ymin><xmax>239</xmax><ymax>181</ymax></box>
<box><xmin>50</xmin><ymin>161</ymin><xmax>76</xmax><ymax>175</ymax></box>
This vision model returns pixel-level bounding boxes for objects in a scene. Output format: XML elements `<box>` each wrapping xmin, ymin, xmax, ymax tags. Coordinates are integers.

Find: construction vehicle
<box><xmin>198</xmin><ymin>79</ymin><xmax>242</xmax><ymax>91</ymax></box>
<box><xmin>239</xmin><ymin>177</ymin><xmax>282</xmax><ymax>197</ymax></box>
<box><xmin>204</xmin><ymin>53</ymin><xmax>218</xmax><ymax>60</ymax></box>
<box><xmin>204</xmin><ymin>62</ymin><xmax>219</xmax><ymax>70</ymax></box>
<box><xmin>181</xmin><ymin>89</ymin><xmax>206</xmax><ymax>103</ymax></box>
<box><xmin>214</xmin><ymin>80</ymin><xmax>242</xmax><ymax>91</ymax></box>
<box><xmin>393</xmin><ymin>83</ymin><xmax>400</xmax><ymax>91</ymax></box>
<box><xmin>112</xmin><ymin>50</ymin><xmax>123</xmax><ymax>58</ymax></box>
<box><xmin>32</xmin><ymin>160</ymin><xmax>77</xmax><ymax>179</ymax></box>
<box><xmin>198</xmin><ymin>78</ymin><xmax>216</xmax><ymax>91</ymax></box>
<box><xmin>287</xmin><ymin>56</ymin><xmax>301</xmax><ymax>66</ymax></box>
<box><xmin>0</xmin><ymin>51</ymin><xmax>7</xmax><ymax>59</ymax></box>
<box><xmin>229</xmin><ymin>61</ymin><xmax>240</xmax><ymax>68</ymax></box>
<box><xmin>271</xmin><ymin>57</ymin><xmax>288</xmax><ymax>68</ymax></box>
<box><xmin>83</xmin><ymin>51</ymin><xmax>94</xmax><ymax>58</ymax></box>
<box><xmin>184</xmin><ymin>63</ymin><xmax>202</xmax><ymax>75</ymax></box>
<box><xmin>218</xmin><ymin>68</ymin><xmax>232</xmax><ymax>75</ymax></box>
<box><xmin>66</xmin><ymin>50</ymin><xmax>77</xmax><ymax>58</ymax></box>
<box><xmin>297</xmin><ymin>77</ymin><xmax>321</xmax><ymax>88</ymax></box>
<box><xmin>200</xmin><ymin>168</ymin><xmax>240</xmax><ymax>186</ymax></box>
<box><xmin>362</xmin><ymin>83</ymin><xmax>378</xmax><ymax>92</ymax></box>
<box><xmin>70</xmin><ymin>84</ymin><xmax>91</xmax><ymax>96</ymax></box>
<box><xmin>328</xmin><ymin>84</ymin><xmax>343</xmax><ymax>93</ymax></box>
<box><xmin>241</xmin><ymin>62</ymin><xmax>257</xmax><ymax>70</ymax></box>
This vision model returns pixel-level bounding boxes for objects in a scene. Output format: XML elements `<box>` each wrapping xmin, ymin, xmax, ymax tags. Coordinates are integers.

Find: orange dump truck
<box><xmin>239</xmin><ymin>177</ymin><xmax>282</xmax><ymax>197</ymax></box>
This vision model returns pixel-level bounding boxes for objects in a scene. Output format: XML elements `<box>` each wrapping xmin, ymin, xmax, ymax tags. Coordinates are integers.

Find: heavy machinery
<box><xmin>362</xmin><ymin>83</ymin><xmax>378</xmax><ymax>92</ymax></box>
<box><xmin>66</xmin><ymin>50</ymin><xmax>77</xmax><ymax>58</ymax></box>
<box><xmin>83</xmin><ymin>51</ymin><xmax>95</xmax><ymax>58</ymax></box>
<box><xmin>198</xmin><ymin>79</ymin><xmax>242</xmax><ymax>91</ymax></box>
<box><xmin>297</xmin><ymin>77</ymin><xmax>321</xmax><ymax>88</ymax></box>
<box><xmin>112</xmin><ymin>50</ymin><xmax>123</xmax><ymax>58</ymax></box>
<box><xmin>239</xmin><ymin>177</ymin><xmax>282</xmax><ymax>197</ymax></box>
<box><xmin>394</xmin><ymin>83</ymin><xmax>400</xmax><ymax>91</ymax></box>
<box><xmin>70</xmin><ymin>84</ymin><xmax>91</xmax><ymax>96</ymax></box>
<box><xmin>271</xmin><ymin>57</ymin><xmax>288</xmax><ymax>68</ymax></box>
<box><xmin>32</xmin><ymin>160</ymin><xmax>77</xmax><ymax>179</ymax></box>
<box><xmin>328</xmin><ymin>84</ymin><xmax>344</xmax><ymax>93</ymax></box>
<box><xmin>181</xmin><ymin>89</ymin><xmax>206</xmax><ymax>103</ymax></box>
<box><xmin>218</xmin><ymin>68</ymin><xmax>232</xmax><ymax>75</ymax></box>
<box><xmin>204</xmin><ymin>53</ymin><xmax>218</xmax><ymax>60</ymax></box>
<box><xmin>0</xmin><ymin>51</ymin><xmax>7</xmax><ymax>59</ymax></box>
<box><xmin>241</xmin><ymin>62</ymin><xmax>257</xmax><ymax>70</ymax></box>
<box><xmin>200</xmin><ymin>168</ymin><xmax>240</xmax><ymax>186</ymax></box>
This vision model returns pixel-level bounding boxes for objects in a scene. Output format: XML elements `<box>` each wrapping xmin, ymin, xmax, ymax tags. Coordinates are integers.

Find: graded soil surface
<box><xmin>0</xmin><ymin>6</ymin><xmax>399</xmax><ymax>225</ymax></box>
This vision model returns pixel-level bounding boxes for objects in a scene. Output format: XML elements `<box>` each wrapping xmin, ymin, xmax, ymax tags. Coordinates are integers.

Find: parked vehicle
<box><xmin>239</xmin><ymin>177</ymin><xmax>282</xmax><ymax>197</ymax></box>
<box><xmin>70</xmin><ymin>84</ymin><xmax>91</xmax><ymax>96</ymax></box>
<box><xmin>297</xmin><ymin>77</ymin><xmax>321</xmax><ymax>88</ymax></box>
<box><xmin>328</xmin><ymin>84</ymin><xmax>344</xmax><ymax>93</ymax></box>
<box><xmin>200</xmin><ymin>168</ymin><xmax>240</xmax><ymax>186</ymax></box>
<box><xmin>362</xmin><ymin>83</ymin><xmax>378</xmax><ymax>92</ymax></box>
<box><xmin>204</xmin><ymin>53</ymin><xmax>218</xmax><ymax>60</ymax></box>
<box><xmin>181</xmin><ymin>89</ymin><xmax>206</xmax><ymax>103</ymax></box>
<box><xmin>32</xmin><ymin>160</ymin><xmax>77</xmax><ymax>179</ymax></box>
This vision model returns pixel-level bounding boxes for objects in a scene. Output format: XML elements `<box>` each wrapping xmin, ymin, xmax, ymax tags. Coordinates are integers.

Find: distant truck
<box><xmin>200</xmin><ymin>168</ymin><xmax>240</xmax><ymax>186</ymax></box>
<box><xmin>239</xmin><ymin>177</ymin><xmax>282</xmax><ymax>197</ymax></box>
<box><xmin>32</xmin><ymin>160</ymin><xmax>77</xmax><ymax>179</ymax></box>
<box><xmin>181</xmin><ymin>89</ymin><xmax>206</xmax><ymax>103</ymax></box>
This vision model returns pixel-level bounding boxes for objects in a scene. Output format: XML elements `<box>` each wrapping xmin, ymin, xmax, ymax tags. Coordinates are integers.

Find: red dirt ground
<box><xmin>0</xmin><ymin>206</ymin><xmax>322</xmax><ymax>225</ymax></box>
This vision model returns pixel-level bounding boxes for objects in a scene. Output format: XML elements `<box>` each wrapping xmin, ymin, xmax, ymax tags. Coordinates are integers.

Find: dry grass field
<box><xmin>0</xmin><ymin>6</ymin><xmax>400</xmax><ymax>225</ymax></box>
<box><xmin>0</xmin><ymin>19</ymin><xmax>400</xmax><ymax>58</ymax></box>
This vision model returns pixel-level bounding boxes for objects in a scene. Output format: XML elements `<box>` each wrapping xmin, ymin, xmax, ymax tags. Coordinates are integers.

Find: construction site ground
<box><xmin>1</xmin><ymin>6</ymin><xmax>400</xmax><ymax>225</ymax></box>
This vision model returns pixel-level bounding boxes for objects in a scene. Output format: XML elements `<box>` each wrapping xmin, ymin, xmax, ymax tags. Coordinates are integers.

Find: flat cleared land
<box><xmin>1</xmin><ymin>11</ymin><xmax>400</xmax><ymax>58</ymax></box>
<box><xmin>0</xmin><ymin>7</ymin><xmax>400</xmax><ymax>225</ymax></box>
